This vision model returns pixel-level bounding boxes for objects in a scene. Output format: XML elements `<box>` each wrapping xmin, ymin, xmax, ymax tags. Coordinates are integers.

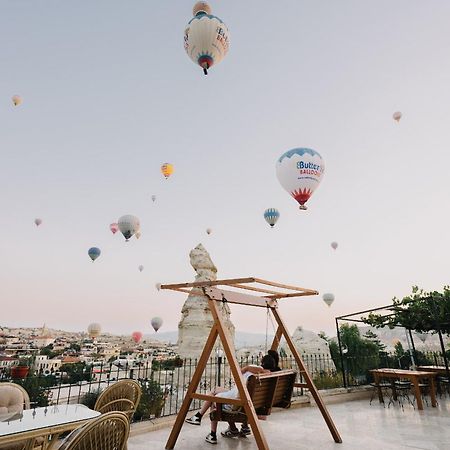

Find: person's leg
<box><xmin>206</xmin><ymin>420</ymin><xmax>219</xmax><ymax>444</ymax></box>
<box><xmin>186</xmin><ymin>387</ymin><xmax>228</xmax><ymax>425</ymax></box>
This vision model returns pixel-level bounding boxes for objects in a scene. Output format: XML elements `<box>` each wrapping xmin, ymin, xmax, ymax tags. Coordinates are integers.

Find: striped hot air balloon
<box><xmin>264</xmin><ymin>208</ymin><xmax>280</xmax><ymax>228</ymax></box>
<box><xmin>161</xmin><ymin>163</ymin><xmax>174</xmax><ymax>179</ymax></box>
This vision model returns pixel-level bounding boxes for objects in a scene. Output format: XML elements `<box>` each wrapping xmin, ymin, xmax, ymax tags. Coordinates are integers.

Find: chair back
<box><xmin>94</xmin><ymin>379</ymin><xmax>141</xmax><ymax>420</ymax></box>
<box><xmin>57</xmin><ymin>411</ymin><xmax>130</xmax><ymax>450</ymax></box>
<box><xmin>0</xmin><ymin>382</ymin><xmax>30</xmax><ymax>418</ymax></box>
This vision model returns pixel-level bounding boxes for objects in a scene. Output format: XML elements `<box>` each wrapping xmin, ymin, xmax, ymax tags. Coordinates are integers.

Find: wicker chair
<box><xmin>56</xmin><ymin>412</ymin><xmax>130</xmax><ymax>450</ymax></box>
<box><xmin>94</xmin><ymin>380</ymin><xmax>141</xmax><ymax>421</ymax></box>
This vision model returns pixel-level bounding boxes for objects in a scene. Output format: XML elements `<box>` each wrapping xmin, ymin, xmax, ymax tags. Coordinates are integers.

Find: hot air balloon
<box><xmin>151</xmin><ymin>317</ymin><xmax>163</xmax><ymax>332</ymax></box>
<box><xmin>322</xmin><ymin>293</ymin><xmax>335</xmax><ymax>307</ymax></box>
<box><xmin>110</xmin><ymin>223</ymin><xmax>119</xmax><ymax>234</ymax></box>
<box><xmin>276</xmin><ymin>148</ymin><xmax>325</xmax><ymax>210</ymax></box>
<box><xmin>331</xmin><ymin>242</ymin><xmax>338</xmax><ymax>250</ymax></box>
<box><xmin>151</xmin><ymin>195</ymin><xmax>156</xmax><ymax>202</ymax></box>
<box><xmin>87</xmin><ymin>322</ymin><xmax>101</xmax><ymax>339</ymax></box>
<box><xmin>184</xmin><ymin>2</ymin><xmax>230</xmax><ymax>75</ymax></box>
<box><xmin>132</xmin><ymin>331</ymin><xmax>143</xmax><ymax>344</ymax></box>
<box><xmin>118</xmin><ymin>215</ymin><xmax>140</xmax><ymax>241</ymax></box>
<box><xmin>34</xmin><ymin>218</ymin><xmax>42</xmax><ymax>227</ymax></box>
<box><xmin>206</xmin><ymin>228</ymin><xmax>212</xmax><ymax>235</ymax></box>
<box><xmin>12</xmin><ymin>95</ymin><xmax>22</xmax><ymax>106</ymax></box>
<box><xmin>88</xmin><ymin>247</ymin><xmax>101</xmax><ymax>262</ymax></box>
<box><xmin>138</xmin><ymin>265</ymin><xmax>144</xmax><ymax>272</ymax></box>
<box><xmin>161</xmin><ymin>163</ymin><xmax>174</xmax><ymax>180</ymax></box>
<box><xmin>155</xmin><ymin>283</ymin><xmax>162</xmax><ymax>291</ymax></box>
<box><xmin>393</xmin><ymin>111</ymin><xmax>402</xmax><ymax>122</ymax></box>
<box><xmin>416</xmin><ymin>332</ymin><xmax>427</xmax><ymax>343</ymax></box>
<box><xmin>264</xmin><ymin>208</ymin><xmax>280</xmax><ymax>228</ymax></box>
<box><xmin>135</xmin><ymin>231</ymin><xmax>141</xmax><ymax>240</ymax></box>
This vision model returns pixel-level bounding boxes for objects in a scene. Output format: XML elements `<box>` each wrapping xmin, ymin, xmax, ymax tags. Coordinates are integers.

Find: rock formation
<box><xmin>177</xmin><ymin>244</ymin><xmax>235</xmax><ymax>359</ymax></box>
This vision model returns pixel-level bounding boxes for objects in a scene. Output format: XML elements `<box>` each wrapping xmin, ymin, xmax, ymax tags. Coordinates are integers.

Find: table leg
<box><xmin>429</xmin><ymin>376</ymin><xmax>437</xmax><ymax>407</ymax></box>
<box><xmin>391</xmin><ymin>380</ymin><xmax>397</xmax><ymax>401</ymax></box>
<box><xmin>375</xmin><ymin>374</ymin><xmax>383</xmax><ymax>403</ymax></box>
<box><xmin>412</xmin><ymin>378</ymin><xmax>423</xmax><ymax>410</ymax></box>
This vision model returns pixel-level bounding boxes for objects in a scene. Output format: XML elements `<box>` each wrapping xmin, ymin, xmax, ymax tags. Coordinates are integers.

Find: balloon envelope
<box><xmin>393</xmin><ymin>111</ymin><xmax>402</xmax><ymax>122</ymax></box>
<box><xmin>264</xmin><ymin>208</ymin><xmax>280</xmax><ymax>227</ymax></box>
<box><xmin>118</xmin><ymin>215</ymin><xmax>140</xmax><ymax>241</ymax></box>
<box><xmin>184</xmin><ymin>3</ymin><xmax>229</xmax><ymax>74</ymax></box>
<box><xmin>331</xmin><ymin>242</ymin><xmax>338</xmax><ymax>250</ymax></box>
<box><xmin>87</xmin><ymin>322</ymin><xmax>101</xmax><ymax>338</ymax></box>
<box><xmin>12</xmin><ymin>95</ymin><xmax>22</xmax><ymax>106</ymax></box>
<box><xmin>34</xmin><ymin>218</ymin><xmax>42</xmax><ymax>226</ymax></box>
<box><xmin>132</xmin><ymin>331</ymin><xmax>143</xmax><ymax>344</ymax></box>
<box><xmin>151</xmin><ymin>195</ymin><xmax>156</xmax><ymax>202</ymax></box>
<box><xmin>276</xmin><ymin>148</ymin><xmax>325</xmax><ymax>210</ymax></box>
<box><xmin>88</xmin><ymin>247</ymin><xmax>101</xmax><ymax>262</ymax></box>
<box><xmin>322</xmin><ymin>293</ymin><xmax>335</xmax><ymax>307</ymax></box>
<box><xmin>138</xmin><ymin>265</ymin><xmax>144</xmax><ymax>272</ymax></box>
<box><xmin>161</xmin><ymin>163</ymin><xmax>174</xmax><ymax>179</ymax></box>
<box><xmin>110</xmin><ymin>223</ymin><xmax>119</xmax><ymax>234</ymax></box>
<box><xmin>206</xmin><ymin>228</ymin><xmax>212</xmax><ymax>235</ymax></box>
<box><xmin>151</xmin><ymin>317</ymin><xmax>163</xmax><ymax>332</ymax></box>
<box><xmin>415</xmin><ymin>332</ymin><xmax>427</xmax><ymax>343</ymax></box>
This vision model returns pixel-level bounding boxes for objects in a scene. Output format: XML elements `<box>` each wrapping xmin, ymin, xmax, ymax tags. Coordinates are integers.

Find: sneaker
<box><xmin>185</xmin><ymin>414</ymin><xmax>201</xmax><ymax>426</ymax></box>
<box><xmin>240</xmin><ymin>425</ymin><xmax>251</xmax><ymax>436</ymax></box>
<box><xmin>205</xmin><ymin>432</ymin><xmax>217</xmax><ymax>444</ymax></box>
<box><xmin>221</xmin><ymin>427</ymin><xmax>240</xmax><ymax>438</ymax></box>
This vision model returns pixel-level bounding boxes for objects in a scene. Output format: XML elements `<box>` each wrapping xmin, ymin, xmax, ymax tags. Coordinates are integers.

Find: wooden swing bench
<box><xmin>210</xmin><ymin>369</ymin><xmax>297</xmax><ymax>423</ymax></box>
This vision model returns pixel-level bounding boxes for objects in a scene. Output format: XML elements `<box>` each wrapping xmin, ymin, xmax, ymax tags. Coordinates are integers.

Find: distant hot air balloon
<box><xmin>264</xmin><ymin>208</ymin><xmax>280</xmax><ymax>228</ymax></box>
<box><xmin>276</xmin><ymin>148</ymin><xmax>325</xmax><ymax>210</ymax></box>
<box><xmin>110</xmin><ymin>223</ymin><xmax>119</xmax><ymax>234</ymax></box>
<box><xmin>12</xmin><ymin>95</ymin><xmax>23</xmax><ymax>106</ymax></box>
<box><xmin>88</xmin><ymin>247</ymin><xmax>101</xmax><ymax>262</ymax></box>
<box><xmin>118</xmin><ymin>215</ymin><xmax>140</xmax><ymax>241</ymax></box>
<box><xmin>161</xmin><ymin>163</ymin><xmax>174</xmax><ymax>180</ymax></box>
<box><xmin>184</xmin><ymin>2</ymin><xmax>230</xmax><ymax>75</ymax></box>
<box><xmin>151</xmin><ymin>317</ymin><xmax>163</xmax><ymax>332</ymax></box>
<box><xmin>331</xmin><ymin>242</ymin><xmax>338</xmax><ymax>250</ymax></box>
<box><xmin>138</xmin><ymin>265</ymin><xmax>144</xmax><ymax>272</ymax></box>
<box><xmin>87</xmin><ymin>322</ymin><xmax>101</xmax><ymax>339</ymax></box>
<box><xmin>151</xmin><ymin>195</ymin><xmax>156</xmax><ymax>202</ymax></box>
<box><xmin>135</xmin><ymin>231</ymin><xmax>141</xmax><ymax>240</ymax></box>
<box><xmin>132</xmin><ymin>331</ymin><xmax>143</xmax><ymax>344</ymax></box>
<box><xmin>155</xmin><ymin>283</ymin><xmax>162</xmax><ymax>291</ymax></box>
<box><xmin>322</xmin><ymin>293</ymin><xmax>335</xmax><ymax>307</ymax></box>
<box><xmin>34</xmin><ymin>218</ymin><xmax>42</xmax><ymax>227</ymax></box>
<box><xmin>393</xmin><ymin>111</ymin><xmax>402</xmax><ymax>122</ymax></box>
<box><xmin>416</xmin><ymin>332</ymin><xmax>427</xmax><ymax>343</ymax></box>
<box><xmin>206</xmin><ymin>228</ymin><xmax>212</xmax><ymax>235</ymax></box>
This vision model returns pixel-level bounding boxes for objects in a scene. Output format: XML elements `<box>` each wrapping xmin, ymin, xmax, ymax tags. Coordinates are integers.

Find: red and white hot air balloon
<box><xmin>132</xmin><ymin>331</ymin><xmax>143</xmax><ymax>344</ymax></box>
<box><xmin>110</xmin><ymin>223</ymin><xmax>119</xmax><ymax>234</ymax></box>
<box><xmin>276</xmin><ymin>148</ymin><xmax>325</xmax><ymax>210</ymax></box>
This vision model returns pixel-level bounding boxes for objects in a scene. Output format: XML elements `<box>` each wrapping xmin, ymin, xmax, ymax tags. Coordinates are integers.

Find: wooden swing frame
<box><xmin>162</xmin><ymin>277</ymin><xmax>342</xmax><ymax>449</ymax></box>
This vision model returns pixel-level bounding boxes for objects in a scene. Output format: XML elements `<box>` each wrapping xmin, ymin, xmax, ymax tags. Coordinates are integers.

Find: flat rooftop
<box><xmin>128</xmin><ymin>397</ymin><xmax>450</xmax><ymax>449</ymax></box>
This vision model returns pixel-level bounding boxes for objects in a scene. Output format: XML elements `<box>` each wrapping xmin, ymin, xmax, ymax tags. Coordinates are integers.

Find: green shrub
<box><xmin>133</xmin><ymin>380</ymin><xmax>165</xmax><ymax>421</ymax></box>
<box><xmin>80</xmin><ymin>388</ymin><xmax>103</xmax><ymax>409</ymax></box>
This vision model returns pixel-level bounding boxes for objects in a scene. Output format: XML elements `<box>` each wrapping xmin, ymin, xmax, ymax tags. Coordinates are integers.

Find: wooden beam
<box><xmin>161</xmin><ymin>278</ymin><xmax>256</xmax><ymax>290</ymax></box>
<box><xmin>191</xmin><ymin>393</ymin><xmax>243</xmax><ymax>405</ymax></box>
<box><xmin>203</xmin><ymin>287</ymin><xmax>275</xmax><ymax>308</ymax></box>
<box><xmin>253</xmin><ymin>277</ymin><xmax>318</xmax><ymax>294</ymax></box>
<box><xmin>229</xmin><ymin>283</ymin><xmax>281</xmax><ymax>295</ymax></box>
<box><xmin>263</xmin><ymin>291</ymin><xmax>319</xmax><ymax>300</ymax></box>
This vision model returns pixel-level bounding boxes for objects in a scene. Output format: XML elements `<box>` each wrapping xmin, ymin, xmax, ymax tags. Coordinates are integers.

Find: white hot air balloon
<box><xmin>118</xmin><ymin>215</ymin><xmax>140</xmax><ymax>241</ymax></box>
<box><xmin>393</xmin><ymin>111</ymin><xmax>402</xmax><ymax>122</ymax></box>
<box><xmin>34</xmin><ymin>218</ymin><xmax>42</xmax><ymax>227</ymax></box>
<box><xmin>322</xmin><ymin>293</ymin><xmax>335</xmax><ymax>307</ymax></box>
<box><xmin>155</xmin><ymin>283</ymin><xmax>162</xmax><ymax>291</ymax></box>
<box><xmin>206</xmin><ymin>228</ymin><xmax>212</xmax><ymax>235</ymax></box>
<box><xmin>12</xmin><ymin>95</ymin><xmax>23</xmax><ymax>106</ymax></box>
<box><xmin>87</xmin><ymin>322</ymin><xmax>101</xmax><ymax>339</ymax></box>
<box><xmin>138</xmin><ymin>265</ymin><xmax>144</xmax><ymax>272</ymax></box>
<box><xmin>276</xmin><ymin>148</ymin><xmax>325</xmax><ymax>210</ymax></box>
<box><xmin>151</xmin><ymin>195</ymin><xmax>156</xmax><ymax>202</ymax></box>
<box><xmin>184</xmin><ymin>2</ymin><xmax>230</xmax><ymax>75</ymax></box>
<box><xmin>331</xmin><ymin>242</ymin><xmax>338</xmax><ymax>250</ymax></box>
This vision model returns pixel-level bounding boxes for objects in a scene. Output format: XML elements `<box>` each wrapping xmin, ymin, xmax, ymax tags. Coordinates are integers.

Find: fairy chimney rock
<box><xmin>177</xmin><ymin>244</ymin><xmax>235</xmax><ymax>359</ymax></box>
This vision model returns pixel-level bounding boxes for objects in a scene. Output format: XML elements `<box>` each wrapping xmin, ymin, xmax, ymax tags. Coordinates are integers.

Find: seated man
<box><xmin>186</xmin><ymin>355</ymin><xmax>275</xmax><ymax>444</ymax></box>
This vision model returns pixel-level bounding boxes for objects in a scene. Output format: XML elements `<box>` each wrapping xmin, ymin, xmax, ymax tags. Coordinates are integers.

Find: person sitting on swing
<box><xmin>186</xmin><ymin>355</ymin><xmax>276</xmax><ymax>444</ymax></box>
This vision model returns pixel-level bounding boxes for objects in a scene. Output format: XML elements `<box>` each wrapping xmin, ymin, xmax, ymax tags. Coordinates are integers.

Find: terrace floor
<box><xmin>128</xmin><ymin>397</ymin><xmax>450</xmax><ymax>449</ymax></box>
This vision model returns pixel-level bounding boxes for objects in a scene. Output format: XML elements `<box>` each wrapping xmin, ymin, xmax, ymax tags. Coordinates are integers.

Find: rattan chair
<box><xmin>94</xmin><ymin>380</ymin><xmax>141</xmax><ymax>421</ymax></box>
<box><xmin>56</xmin><ymin>412</ymin><xmax>130</xmax><ymax>450</ymax></box>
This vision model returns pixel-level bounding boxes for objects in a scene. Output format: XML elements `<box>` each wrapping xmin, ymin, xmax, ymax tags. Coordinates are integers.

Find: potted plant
<box><xmin>11</xmin><ymin>358</ymin><xmax>31</xmax><ymax>379</ymax></box>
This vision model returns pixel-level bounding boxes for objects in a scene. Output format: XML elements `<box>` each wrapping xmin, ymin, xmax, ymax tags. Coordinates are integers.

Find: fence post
<box><xmin>335</xmin><ymin>318</ymin><xmax>347</xmax><ymax>388</ymax></box>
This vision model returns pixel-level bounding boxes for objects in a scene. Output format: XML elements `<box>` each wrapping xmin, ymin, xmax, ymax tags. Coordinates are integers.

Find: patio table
<box><xmin>370</xmin><ymin>368</ymin><xmax>437</xmax><ymax>410</ymax></box>
<box><xmin>0</xmin><ymin>404</ymin><xmax>100</xmax><ymax>450</ymax></box>
<box><xmin>416</xmin><ymin>365</ymin><xmax>450</xmax><ymax>376</ymax></box>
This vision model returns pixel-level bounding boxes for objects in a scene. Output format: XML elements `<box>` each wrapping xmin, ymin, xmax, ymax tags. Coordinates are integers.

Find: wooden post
<box><xmin>271</xmin><ymin>307</ymin><xmax>342</xmax><ymax>443</ymax></box>
<box><xmin>165</xmin><ymin>324</ymin><xmax>219</xmax><ymax>449</ymax></box>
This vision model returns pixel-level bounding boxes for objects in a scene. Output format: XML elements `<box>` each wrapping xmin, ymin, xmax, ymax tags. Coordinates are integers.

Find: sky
<box><xmin>1</xmin><ymin>1</ymin><xmax>450</xmax><ymax>338</ymax></box>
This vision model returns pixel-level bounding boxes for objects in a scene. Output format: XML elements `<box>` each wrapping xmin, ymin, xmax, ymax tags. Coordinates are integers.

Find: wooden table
<box><xmin>417</xmin><ymin>365</ymin><xmax>450</xmax><ymax>376</ymax></box>
<box><xmin>370</xmin><ymin>368</ymin><xmax>437</xmax><ymax>410</ymax></box>
<box><xmin>0</xmin><ymin>404</ymin><xmax>100</xmax><ymax>450</ymax></box>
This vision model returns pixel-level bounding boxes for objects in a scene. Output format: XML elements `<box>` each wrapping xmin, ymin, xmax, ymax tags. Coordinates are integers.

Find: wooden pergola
<box><xmin>162</xmin><ymin>277</ymin><xmax>342</xmax><ymax>449</ymax></box>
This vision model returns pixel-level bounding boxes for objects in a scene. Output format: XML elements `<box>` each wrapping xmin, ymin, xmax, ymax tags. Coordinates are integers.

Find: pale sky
<box><xmin>1</xmin><ymin>1</ymin><xmax>449</xmax><ymax>338</ymax></box>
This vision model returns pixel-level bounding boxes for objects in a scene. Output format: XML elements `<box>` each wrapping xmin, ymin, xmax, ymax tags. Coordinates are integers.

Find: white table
<box><xmin>0</xmin><ymin>404</ymin><xmax>100</xmax><ymax>450</ymax></box>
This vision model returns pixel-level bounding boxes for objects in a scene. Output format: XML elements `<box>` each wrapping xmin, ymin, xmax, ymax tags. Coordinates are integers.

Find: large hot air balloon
<box><xmin>276</xmin><ymin>148</ymin><xmax>325</xmax><ymax>210</ymax></box>
<box><xmin>322</xmin><ymin>293</ymin><xmax>335</xmax><ymax>307</ymax></box>
<box><xmin>132</xmin><ymin>331</ymin><xmax>143</xmax><ymax>344</ymax></box>
<box><xmin>110</xmin><ymin>223</ymin><xmax>119</xmax><ymax>234</ymax></box>
<box><xmin>151</xmin><ymin>195</ymin><xmax>156</xmax><ymax>202</ymax></box>
<box><xmin>118</xmin><ymin>215</ymin><xmax>140</xmax><ymax>241</ymax></box>
<box><xmin>151</xmin><ymin>317</ymin><xmax>163</xmax><ymax>332</ymax></box>
<box><xmin>184</xmin><ymin>2</ymin><xmax>230</xmax><ymax>75</ymax></box>
<box><xmin>393</xmin><ymin>111</ymin><xmax>402</xmax><ymax>122</ymax></box>
<box><xmin>34</xmin><ymin>218</ymin><xmax>42</xmax><ymax>227</ymax></box>
<box><xmin>88</xmin><ymin>247</ymin><xmax>101</xmax><ymax>262</ymax></box>
<box><xmin>161</xmin><ymin>163</ymin><xmax>174</xmax><ymax>180</ymax></box>
<box><xmin>264</xmin><ymin>208</ymin><xmax>280</xmax><ymax>228</ymax></box>
<box><xmin>87</xmin><ymin>323</ymin><xmax>101</xmax><ymax>339</ymax></box>
<box><xmin>138</xmin><ymin>265</ymin><xmax>144</xmax><ymax>272</ymax></box>
<box><xmin>331</xmin><ymin>242</ymin><xmax>338</xmax><ymax>250</ymax></box>
<box><xmin>12</xmin><ymin>95</ymin><xmax>23</xmax><ymax>106</ymax></box>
